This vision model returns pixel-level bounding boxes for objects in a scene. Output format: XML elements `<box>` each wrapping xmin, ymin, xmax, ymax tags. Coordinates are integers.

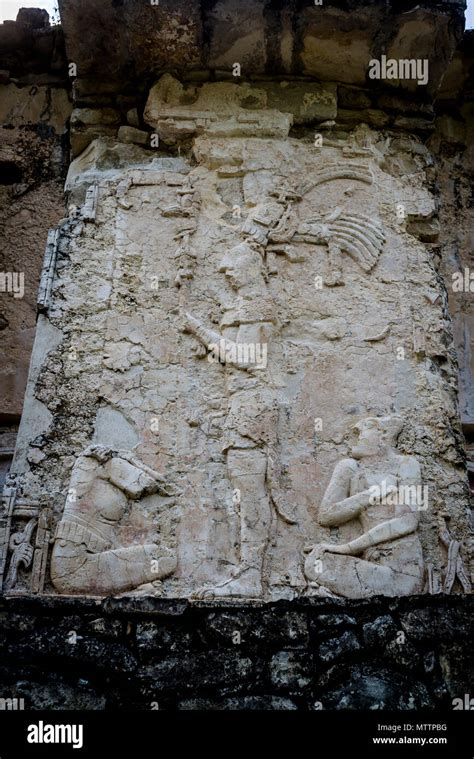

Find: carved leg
<box><xmin>51</xmin><ymin>542</ymin><xmax>176</xmax><ymax>595</ymax></box>
<box><xmin>304</xmin><ymin>550</ymin><xmax>421</xmax><ymax>599</ymax></box>
<box><xmin>204</xmin><ymin>448</ymin><xmax>271</xmax><ymax>597</ymax></box>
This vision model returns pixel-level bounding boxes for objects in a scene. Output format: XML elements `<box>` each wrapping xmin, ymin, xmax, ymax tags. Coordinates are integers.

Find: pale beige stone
<box><xmin>50</xmin><ymin>446</ymin><xmax>177</xmax><ymax>596</ymax></box>
<box><xmin>304</xmin><ymin>416</ymin><xmax>425</xmax><ymax>598</ymax></box>
<box><xmin>144</xmin><ymin>74</ymin><xmax>293</xmax><ymax>144</ymax></box>
<box><xmin>10</xmin><ymin>85</ymin><xmax>472</xmax><ymax>600</ymax></box>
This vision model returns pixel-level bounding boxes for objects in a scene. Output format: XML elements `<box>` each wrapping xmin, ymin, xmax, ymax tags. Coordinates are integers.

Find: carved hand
<box><xmin>182</xmin><ymin>310</ymin><xmax>202</xmax><ymax>334</ymax></box>
<box><xmin>323</xmin><ymin>542</ymin><xmax>352</xmax><ymax>555</ymax></box>
<box><xmin>17</xmin><ymin>543</ymin><xmax>34</xmax><ymax>567</ymax></box>
<box><xmin>181</xmin><ymin>309</ymin><xmax>221</xmax><ymax>350</ymax></box>
<box><xmin>85</xmin><ymin>444</ymin><xmax>115</xmax><ymax>463</ymax></box>
<box><xmin>304</xmin><ymin>542</ymin><xmax>350</xmax><ymax>560</ymax></box>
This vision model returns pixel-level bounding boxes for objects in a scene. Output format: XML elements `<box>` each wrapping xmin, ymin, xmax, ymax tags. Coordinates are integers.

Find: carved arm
<box><xmin>183</xmin><ymin>311</ymin><xmax>262</xmax><ymax>370</ymax></box>
<box><xmin>318</xmin><ymin>459</ymin><xmax>376</xmax><ymax>527</ymax></box>
<box><xmin>319</xmin><ymin>488</ymin><xmax>376</xmax><ymax>527</ymax></box>
<box><xmin>183</xmin><ymin>311</ymin><xmax>221</xmax><ymax>348</ymax></box>
<box><xmin>327</xmin><ymin>513</ymin><xmax>419</xmax><ymax>556</ymax></box>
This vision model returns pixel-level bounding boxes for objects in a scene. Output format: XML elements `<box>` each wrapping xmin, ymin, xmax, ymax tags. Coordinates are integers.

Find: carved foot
<box><xmin>193</xmin><ymin>567</ymin><xmax>263</xmax><ymax>599</ymax></box>
<box><xmin>124</xmin><ymin>581</ymin><xmax>164</xmax><ymax>597</ymax></box>
<box><xmin>306</xmin><ymin>582</ymin><xmax>340</xmax><ymax>598</ymax></box>
<box><xmin>150</xmin><ymin>555</ymin><xmax>177</xmax><ymax>579</ymax></box>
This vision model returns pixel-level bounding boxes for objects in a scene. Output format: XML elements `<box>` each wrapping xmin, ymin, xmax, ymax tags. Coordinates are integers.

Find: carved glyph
<box><xmin>0</xmin><ymin>476</ymin><xmax>52</xmax><ymax>594</ymax></box>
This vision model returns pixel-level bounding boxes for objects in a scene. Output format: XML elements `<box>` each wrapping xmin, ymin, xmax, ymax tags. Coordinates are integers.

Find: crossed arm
<box><xmin>320</xmin><ymin>513</ymin><xmax>419</xmax><ymax>557</ymax></box>
<box><xmin>314</xmin><ymin>457</ymin><xmax>421</xmax><ymax>557</ymax></box>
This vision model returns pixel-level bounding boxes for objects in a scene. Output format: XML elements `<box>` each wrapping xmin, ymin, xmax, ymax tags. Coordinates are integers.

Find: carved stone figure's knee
<box><xmin>304</xmin><ymin>549</ymin><xmax>337</xmax><ymax>584</ymax></box>
<box><xmin>50</xmin><ymin>542</ymin><xmax>99</xmax><ymax>595</ymax></box>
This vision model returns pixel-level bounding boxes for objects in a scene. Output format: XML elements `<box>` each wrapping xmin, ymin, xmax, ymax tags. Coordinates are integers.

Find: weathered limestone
<box><xmin>58</xmin><ymin>1</ymin><xmax>466</xmax><ymax>159</ymax></box>
<box><xmin>0</xmin><ymin>9</ymin><xmax>71</xmax><ymax>485</ymax></box>
<box><xmin>434</xmin><ymin>31</ymin><xmax>474</xmax><ymax>430</ymax></box>
<box><xmin>117</xmin><ymin>126</ymin><xmax>150</xmax><ymax>147</ymax></box>
<box><xmin>57</xmin><ymin>0</ymin><xmax>465</xmax><ymax>97</ymax></box>
<box><xmin>1</xmin><ymin>1</ymin><xmax>472</xmax><ymax>602</ymax></box>
<box><xmin>144</xmin><ymin>75</ymin><xmax>336</xmax><ymax>145</ymax></box>
<box><xmin>70</xmin><ymin>107</ymin><xmax>122</xmax><ymax>157</ymax></box>
<box><xmin>51</xmin><ymin>446</ymin><xmax>177</xmax><ymax>595</ymax></box>
<box><xmin>6</xmin><ymin>103</ymin><xmax>472</xmax><ymax>598</ymax></box>
<box><xmin>0</xmin><ymin>84</ymin><xmax>70</xmax><ymax>132</ymax></box>
<box><xmin>304</xmin><ymin>416</ymin><xmax>426</xmax><ymax>598</ymax></box>
<box><xmin>183</xmin><ymin>227</ymin><xmax>282</xmax><ymax>597</ymax></box>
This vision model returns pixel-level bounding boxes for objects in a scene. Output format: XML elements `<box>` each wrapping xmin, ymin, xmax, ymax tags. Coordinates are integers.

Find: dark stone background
<box><xmin>0</xmin><ymin>594</ymin><xmax>471</xmax><ymax>711</ymax></box>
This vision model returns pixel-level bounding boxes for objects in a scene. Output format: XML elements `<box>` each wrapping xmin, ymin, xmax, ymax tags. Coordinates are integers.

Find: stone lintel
<box><xmin>58</xmin><ymin>0</ymin><xmax>466</xmax><ymax>99</ymax></box>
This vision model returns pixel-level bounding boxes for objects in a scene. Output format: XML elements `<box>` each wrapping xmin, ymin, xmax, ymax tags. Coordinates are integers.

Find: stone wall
<box><xmin>7</xmin><ymin>1</ymin><xmax>472</xmax><ymax>603</ymax></box>
<box><xmin>0</xmin><ymin>0</ymin><xmax>473</xmax><ymax>714</ymax></box>
<box><xmin>0</xmin><ymin>9</ymin><xmax>71</xmax><ymax>477</ymax></box>
<box><xmin>0</xmin><ymin>594</ymin><xmax>471</xmax><ymax>710</ymax></box>
<box><xmin>60</xmin><ymin>0</ymin><xmax>466</xmax><ymax>157</ymax></box>
<box><xmin>433</xmin><ymin>32</ymin><xmax>474</xmax><ymax>438</ymax></box>
<box><xmin>10</xmin><ymin>112</ymin><xmax>472</xmax><ymax>601</ymax></box>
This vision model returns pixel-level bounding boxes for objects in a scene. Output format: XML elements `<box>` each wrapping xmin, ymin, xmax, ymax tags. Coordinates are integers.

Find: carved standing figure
<box><xmin>4</xmin><ymin>518</ymin><xmax>35</xmax><ymax>590</ymax></box>
<box><xmin>304</xmin><ymin>416</ymin><xmax>425</xmax><ymax>598</ymax></box>
<box><xmin>183</xmin><ymin>196</ymin><xmax>299</xmax><ymax>596</ymax></box>
<box><xmin>184</xmin><ymin>240</ymin><xmax>279</xmax><ymax>596</ymax></box>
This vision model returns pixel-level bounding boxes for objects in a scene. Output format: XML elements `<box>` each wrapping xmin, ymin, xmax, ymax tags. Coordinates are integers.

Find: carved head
<box><xmin>218</xmin><ymin>242</ymin><xmax>264</xmax><ymax>291</ymax></box>
<box><xmin>351</xmin><ymin>415</ymin><xmax>403</xmax><ymax>459</ymax></box>
<box><xmin>64</xmin><ymin>449</ymin><xmax>164</xmax><ymax>524</ymax></box>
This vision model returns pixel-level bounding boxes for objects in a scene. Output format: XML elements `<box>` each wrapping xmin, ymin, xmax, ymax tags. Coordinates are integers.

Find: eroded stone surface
<box><xmin>50</xmin><ymin>446</ymin><xmax>177</xmax><ymax>595</ymax></box>
<box><xmin>304</xmin><ymin>416</ymin><xmax>425</xmax><ymax>598</ymax></box>
<box><xmin>0</xmin><ymin>9</ymin><xmax>71</xmax><ymax>429</ymax></box>
<box><xmin>57</xmin><ymin>0</ymin><xmax>465</xmax><ymax>97</ymax></box>
<box><xmin>144</xmin><ymin>75</ymin><xmax>336</xmax><ymax>146</ymax></box>
<box><xmin>2</xmin><ymin>1</ymin><xmax>473</xmax><ymax>602</ymax></box>
<box><xmin>7</xmin><ymin>99</ymin><xmax>472</xmax><ymax>598</ymax></box>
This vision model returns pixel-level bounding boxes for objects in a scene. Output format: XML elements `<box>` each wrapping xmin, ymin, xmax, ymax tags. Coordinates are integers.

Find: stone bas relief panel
<box><xmin>4</xmin><ymin>109</ymin><xmax>472</xmax><ymax>598</ymax></box>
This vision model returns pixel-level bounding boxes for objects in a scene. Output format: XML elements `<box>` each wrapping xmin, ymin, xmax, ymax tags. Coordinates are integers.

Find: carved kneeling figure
<box><xmin>304</xmin><ymin>416</ymin><xmax>425</xmax><ymax>598</ymax></box>
<box><xmin>51</xmin><ymin>446</ymin><xmax>177</xmax><ymax>596</ymax></box>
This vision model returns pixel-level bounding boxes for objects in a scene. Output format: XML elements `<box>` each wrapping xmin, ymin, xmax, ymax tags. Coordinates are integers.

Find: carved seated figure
<box><xmin>51</xmin><ymin>445</ymin><xmax>177</xmax><ymax>595</ymax></box>
<box><xmin>304</xmin><ymin>416</ymin><xmax>425</xmax><ymax>598</ymax></box>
